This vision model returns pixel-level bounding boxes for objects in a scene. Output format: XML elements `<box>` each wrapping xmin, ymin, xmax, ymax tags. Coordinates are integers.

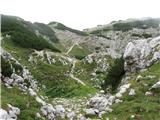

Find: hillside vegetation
<box><xmin>1</xmin><ymin>15</ymin><xmax>60</xmax><ymax>52</ymax></box>
<box><xmin>1</xmin><ymin>15</ymin><xmax>160</xmax><ymax>120</ymax></box>
<box><xmin>48</xmin><ymin>22</ymin><xmax>88</xmax><ymax>36</ymax></box>
<box><xmin>106</xmin><ymin>62</ymin><xmax>160</xmax><ymax>120</ymax></box>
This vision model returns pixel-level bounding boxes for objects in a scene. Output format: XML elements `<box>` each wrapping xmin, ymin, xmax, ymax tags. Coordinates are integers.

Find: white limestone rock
<box><xmin>98</xmin><ymin>111</ymin><xmax>106</xmax><ymax>118</ymax></box>
<box><xmin>19</xmin><ymin>83</ymin><xmax>28</xmax><ymax>92</ymax></box>
<box><xmin>0</xmin><ymin>108</ymin><xmax>11</xmax><ymax>120</ymax></box>
<box><xmin>8</xmin><ymin>110</ymin><xmax>17</xmax><ymax>119</ymax></box>
<box><xmin>6</xmin><ymin>104</ymin><xmax>20</xmax><ymax>120</ymax></box>
<box><xmin>36</xmin><ymin>96</ymin><xmax>46</xmax><ymax>106</ymax></box>
<box><xmin>115</xmin><ymin>93</ymin><xmax>123</xmax><ymax>98</ymax></box>
<box><xmin>41</xmin><ymin>104</ymin><xmax>56</xmax><ymax>120</ymax></box>
<box><xmin>45</xmin><ymin>104</ymin><xmax>55</xmax><ymax>113</ymax></box>
<box><xmin>85</xmin><ymin>108</ymin><xmax>99</xmax><ymax>116</ymax></box>
<box><xmin>89</xmin><ymin>96</ymin><xmax>108</xmax><ymax>111</ymax></box>
<box><xmin>54</xmin><ymin>105</ymin><xmax>65</xmax><ymax>118</ymax></box>
<box><xmin>152</xmin><ymin>52</ymin><xmax>160</xmax><ymax>61</ymax></box>
<box><xmin>85</xmin><ymin>55</ymin><xmax>93</xmax><ymax>64</ymax></box>
<box><xmin>28</xmin><ymin>88</ymin><xmax>37</xmax><ymax>96</ymax></box>
<box><xmin>129</xmin><ymin>89</ymin><xmax>136</xmax><ymax>96</ymax></box>
<box><xmin>150</xmin><ymin>81</ymin><xmax>160</xmax><ymax>89</ymax></box>
<box><xmin>136</xmin><ymin>75</ymin><xmax>143</xmax><ymax>82</ymax></box>
<box><xmin>47</xmin><ymin>113</ymin><xmax>55</xmax><ymax>120</ymax></box>
<box><xmin>8</xmin><ymin>104</ymin><xmax>20</xmax><ymax>115</ymax></box>
<box><xmin>145</xmin><ymin>91</ymin><xmax>153</xmax><ymax>96</ymax></box>
<box><xmin>116</xmin><ymin>84</ymin><xmax>131</xmax><ymax>98</ymax></box>
<box><xmin>99</xmin><ymin>90</ymin><xmax>105</xmax><ymax>94</ymax></box>
<box><xmin>41</xmin><ymin>105</ymin><xmax>55</xmax><ymax>120</ymax></box>
<box><xmin>107</xmin><ymin>95</ymin><xmax>115</xmax><ymax>106</ymax></box>
<box><xmin>77</xmin><ymin>114</ymin><xmax>86</xmax><ymax>120</ymax></box>
<box><xmin>36</xmin><ymin>112</ymin><xmax>41</xmax><ymax>118</ymax></box>
<box><xmin>41</xmin><ymin>108</ymin><xmax>47</xmax><ymax>116</ymax></box>
<box><xmin>11</xmin><ymin>73</ymin><xmax>24</xmax><ymax>84</ymax></box>
<box><xmin>115</xmin><ymin>99</ymin><xmax>123</xmax><ymax>104</ymax></box>
<box><xmin>3</xmin><ymin>77</ymin><xmax>14</xmax><ymax>85</ymax></box>
<box><xmin>22</xmin><ymin>68</ymin><xmax>31</xmax><ymax>80</ymax></box>
<box><xmin>66</xmin><ymin>111</ymin><xmax>76</xmax><ymax>120</ymax></box>
<box><xmin>124</xmin><ymin>36</ymin><xmax>160</xmax><ymax>72</ymax></box>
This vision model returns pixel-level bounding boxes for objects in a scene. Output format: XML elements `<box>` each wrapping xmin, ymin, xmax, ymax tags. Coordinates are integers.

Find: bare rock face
<box><xmin>124</xmin><ymin>36</ymin><xmax>160</xmax><ymax>72</ymax></box>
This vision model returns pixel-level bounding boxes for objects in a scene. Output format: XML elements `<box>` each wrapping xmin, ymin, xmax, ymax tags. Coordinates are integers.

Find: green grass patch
<box><xmin>48</xmin><ymin>22</ymin><xmax>88</xmax><ymax>36</ymax></box>
<box><xmin>2</xmin><ymin>37</ymin><xmax>96</xmax><ymax>98</ymax></box>
<box><xmin>1</xmin><ymin>15</ymin><xmax>60</xmax><ymax>52</ymax></box>
<box><xmin>69</xmin><ymin>45</ymin><xmax>91</xmax><ymax>60</ymax></box>
<box><xmin>106</xmin><ymin>62</ymin><xmax>160</xmax><ymax>120</ymax></box>
<box><xmin>1</xmin><ymin>84</ymin><xmax>41</xmax><ymax>120</ymax></box>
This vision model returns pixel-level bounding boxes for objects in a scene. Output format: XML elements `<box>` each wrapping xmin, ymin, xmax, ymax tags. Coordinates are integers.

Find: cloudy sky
<box><xmin>0</xmin><ymin>0</ymin><xmax>160</xmax><ymax>30</ymax></box>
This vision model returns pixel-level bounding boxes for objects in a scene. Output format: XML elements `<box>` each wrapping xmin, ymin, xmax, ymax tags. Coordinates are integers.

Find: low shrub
<box><xmin>142</xmin><ymin>33</ymin><xmax>152</xmax><ymax>38</ymax></box>
<box><xmin>113</xmin><ymin>23</ymin><xmax>132</xmax><ymax>32</ymax></box>
<box><xmin>1</xmin><ymin>57</ymin><xmax>13</xmax><ymax>77</ymax></box>
<box><xmin>102</xmin><ymin>57</ymin><xmax>125</xmax><ymax>92</ymax></box>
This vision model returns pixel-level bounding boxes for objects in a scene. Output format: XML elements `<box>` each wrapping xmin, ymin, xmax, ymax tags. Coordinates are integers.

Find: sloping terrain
<box><xmin>1</xmin><ymin>15</ymin><xmax>160</xmax><ymax>120</ymax></box>
<box><xmin>107</xmin><ymin>61</ymin><xmax>160</xmax><ymax>120</ymax></box>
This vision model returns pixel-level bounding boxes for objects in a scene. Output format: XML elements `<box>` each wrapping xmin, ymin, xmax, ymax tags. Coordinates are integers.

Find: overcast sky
<box><xmin>0</xmin><ymin>0</ymin><xmax>160</xmax><ymax>30</ymax></box>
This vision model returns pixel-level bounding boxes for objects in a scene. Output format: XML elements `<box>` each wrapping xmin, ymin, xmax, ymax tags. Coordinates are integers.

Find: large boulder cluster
<box><xmin>124</xmin><ymin>36</ymin><xmax>160</xmax><ymax>72</ymax></box>
<box><xmin>85</xmin><ymin>83</ymin><xmax>131</xmax><ymax>118</ymax></box>
<box><xmin>2</xmin><ymin>74</ymin><xmax>27</xmax><ymax>91</ymax></box>
<box><xmin>1</xmin><ymin>48</ymin><xmax>38</xmax><ymax>91</ymax></box>
<box><xmin>85</xmin><ymin>94</ymin><xmax>114</xmax><ymax>118</ymax></box>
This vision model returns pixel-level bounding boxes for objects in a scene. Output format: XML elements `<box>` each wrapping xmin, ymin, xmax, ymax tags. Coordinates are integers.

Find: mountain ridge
<box><xmin>1</xmin><ymin>14</ymin><xmax>160</xmax><ymax>120</ymax></box>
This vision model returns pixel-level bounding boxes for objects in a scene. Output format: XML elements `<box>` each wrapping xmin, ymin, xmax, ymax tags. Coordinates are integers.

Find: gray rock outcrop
<box><xmin>124</xmin><ymin>36</ymin><xmax>160</xmax><ymax>72</ymax></box>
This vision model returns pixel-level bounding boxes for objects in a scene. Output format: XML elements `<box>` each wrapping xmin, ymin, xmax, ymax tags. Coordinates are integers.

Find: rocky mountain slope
<box><xmin>1</xmin><ymin>15</ymin><xmax>160</xmax><ymax>120</ymax></box>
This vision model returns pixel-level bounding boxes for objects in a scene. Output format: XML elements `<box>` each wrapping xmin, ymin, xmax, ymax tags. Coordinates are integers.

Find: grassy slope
<box><xmin>74</xmin><ymin>61</ymin><xmax>98</xmax><ymax>85</ymax></box>
<box><xmin>73</xmin><ymin>56</ymin><xmax>114</xmax><ymax>87</ymax></box>
<box><xmin>2</xmin><ymin>37</ymin><xmax>96</xmax><ymax>98</ymax></box>
<box><xmin>1</xmin><ymin>85</ymin><xmax>42</xmax><ymax>120</ymax></box>
<box><xmin>1</xmin><ymin>15</ymin><xmax>60</xmax><ymax>52</ymax></box>
<box><xmin>68</xmin><ymin>45</ymin><xmax>91</xmax><ymax>60</ymax></box>
<box><xmin>48</xmin><ymin>22</ymin><xmax>88</xmax><ymax>36</ymax></box>
<box><xmin>104</xmin><ymin>62</ymin><xmax>160</xmax><ymax>120</ymax></box>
